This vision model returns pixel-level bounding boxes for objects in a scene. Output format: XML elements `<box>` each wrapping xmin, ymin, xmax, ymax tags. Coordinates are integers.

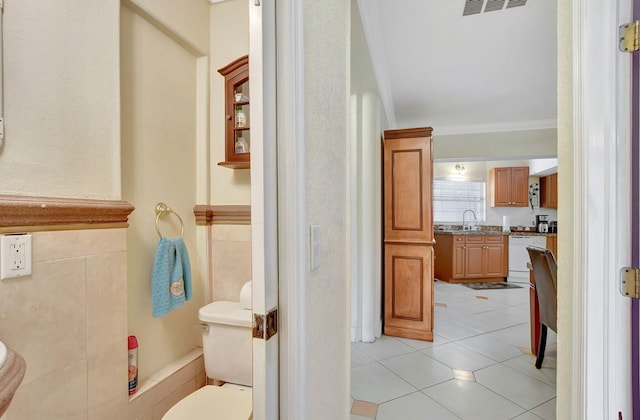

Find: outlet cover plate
<box><xmin>1</xmin><ymin>234</ymin><xmax>32</xmax><ymax>280</ymax></box>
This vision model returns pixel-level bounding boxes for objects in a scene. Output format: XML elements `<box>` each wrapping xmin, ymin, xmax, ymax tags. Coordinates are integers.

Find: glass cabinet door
<box><xmin>218</xmin><ymin>55</ymin><xmax>250</xmax><ymax>169</ymax></box>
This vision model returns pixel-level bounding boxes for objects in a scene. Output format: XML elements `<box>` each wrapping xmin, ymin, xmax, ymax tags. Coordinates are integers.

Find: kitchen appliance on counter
<box><xmin>549</xmin><ymin>221</ymin><xmax>557</xmax><ymax>233</ymax></box>
<box><xmin>535</xmin><ymin>215</ymin><xmax>549</xmax><ymax>233</ymax></box>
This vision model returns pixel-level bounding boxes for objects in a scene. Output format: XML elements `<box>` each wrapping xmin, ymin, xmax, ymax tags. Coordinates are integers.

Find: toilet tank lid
<box><xmin>199</xmin><ymin>301</ymin><xmax>252</xmax><ymax>327</ymax></box>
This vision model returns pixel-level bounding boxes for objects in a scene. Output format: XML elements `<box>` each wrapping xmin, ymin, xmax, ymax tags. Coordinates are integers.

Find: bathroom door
<box><xmin>249</xmin><ymin>1</ymin><xmax>279</xmax><ymax>419</ymax></box>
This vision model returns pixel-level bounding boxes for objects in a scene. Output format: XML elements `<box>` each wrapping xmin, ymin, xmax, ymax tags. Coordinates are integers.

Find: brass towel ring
<box><xmin>155</xmin><ymin>203</ymin><xmax>184</xmax><ymax>238</ymax></box>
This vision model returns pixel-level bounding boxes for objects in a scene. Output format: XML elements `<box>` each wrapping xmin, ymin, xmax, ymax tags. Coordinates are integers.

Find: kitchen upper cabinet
<box><xmin>540</xmin><ymin>173</ymin><xmax>558</xmax><ymax>208</ymax></box>
<box><xmin>434</xmin><ymin>234</ymin><xmax>508</xmax><ymax>283</ymax></box>
<box><xmin>383</xmin><ymin>127</ymin><xmax>434</xmax><ymax>341</ymax></box>
<box><xmin>490</xmin><ymin>167</ymin><xmax>529</xmax><ymax>207</ymax></box>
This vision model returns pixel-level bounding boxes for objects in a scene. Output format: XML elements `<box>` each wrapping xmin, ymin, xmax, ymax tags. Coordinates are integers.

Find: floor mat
<box><xmin>461</xmin><ymin>282</ymin><xmax>523</xmax><ymax>290</ymax></box>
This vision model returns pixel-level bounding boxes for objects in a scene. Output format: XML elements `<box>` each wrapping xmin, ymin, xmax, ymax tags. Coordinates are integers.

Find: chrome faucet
<box><xmin>462</xmin><ymin>209</ymin><xmax>477</xmax><ymax>231</ymax></box>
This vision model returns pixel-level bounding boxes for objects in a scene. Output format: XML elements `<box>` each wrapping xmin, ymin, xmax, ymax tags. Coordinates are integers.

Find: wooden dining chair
<box><xmin>526</xmin><ymin>246</ymin><xmax>557</xmax><ymax>369</ymax></box>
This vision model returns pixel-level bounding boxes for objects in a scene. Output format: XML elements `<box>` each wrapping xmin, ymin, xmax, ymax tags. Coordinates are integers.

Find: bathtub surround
<box><xmin>128</xmin><ymin>349</ymin><xmax>205</xmax><ymax>420</ymax></box>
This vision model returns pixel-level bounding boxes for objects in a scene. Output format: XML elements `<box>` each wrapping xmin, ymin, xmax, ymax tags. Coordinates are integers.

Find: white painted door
<box><xmin>249</xmin><ymin>1</ymin><xmax>279</xmax><ymax>419</ymax></box>
<box><xmin>568</xmin><ymin>1</ymin><xmax>633</xmax><ymax>418</ymax></box>
<box><xmin>630</xmin><ymin>2</ymin><xmax>640</xmax><ymax>418</ymax></box>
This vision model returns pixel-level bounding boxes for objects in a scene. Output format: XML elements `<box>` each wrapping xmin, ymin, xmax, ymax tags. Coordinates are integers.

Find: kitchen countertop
<box><xmin>434</xmin><ymin>230</ymin><xmax>556</xmax><ymax>237</ymax></box>
<box><xmin>434</xmin><ymin>229</ymin><xmax>508</xmax><ymax>236</ymax></box>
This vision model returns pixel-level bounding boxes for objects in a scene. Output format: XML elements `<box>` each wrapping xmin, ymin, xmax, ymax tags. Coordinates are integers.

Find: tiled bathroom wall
<box><xmin>210</xmin><ymin>224</ymin><xmax>252</xmax><ymax>302</ymax></box>
<box><xmin>1</xmin><ymin>229</ymin><xmax>129</xmax><ymax>419</ymax></box>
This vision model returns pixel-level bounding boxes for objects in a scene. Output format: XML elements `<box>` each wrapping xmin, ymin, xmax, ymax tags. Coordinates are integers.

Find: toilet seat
<box><xmin>162</xmin><ymin>385</ymin><xmax>252</xmax><ymax>420</ymax></box>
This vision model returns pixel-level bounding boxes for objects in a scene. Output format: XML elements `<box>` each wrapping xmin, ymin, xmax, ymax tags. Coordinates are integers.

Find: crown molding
<box><xmin>430</xmin><ymin>119</ymin><xmax>557</xmax><ymax>136</ymax></box>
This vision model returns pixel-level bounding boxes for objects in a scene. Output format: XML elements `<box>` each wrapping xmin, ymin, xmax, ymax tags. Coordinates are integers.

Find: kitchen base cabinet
<box><xmin>384</xmin><ymin>243</ymin><xmax>434</xmax><ymax>341</ymax></box>
<box><xmin>546</xmin><ymin>235</ymin><xmax>557</xmax><ymax>259</ymax></box>
<box><xmin>434</xmin><ymin>234</ymin><xmax>508</xmax><ymax>283</ymax></box>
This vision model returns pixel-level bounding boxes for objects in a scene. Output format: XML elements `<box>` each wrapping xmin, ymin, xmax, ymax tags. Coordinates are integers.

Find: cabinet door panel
<box><xmin>464</xmin><ymin>244</ymin><xmax>485</xmax><ymax>278</ymax></box>
<box><xmin>549</xmin><ymin>173</ymin><xmax>558</xmax><ymax>208</ymax></box>
<box><xmin>511</xmin><ymin>167</ymin><xmax>530</xmax><ymax>206</ymax></box>
<box><xmin>491</xmin><ymin>168</ymin><xmax>512</xmax><ymax>206</ymax></box>
<box><xmin>453</xmin><ymin>243</ymin><xmax>465</xmax><ymax>279</ymax></box>
<box><xmin>384</xmin><ymin>137</ymin><xmax>432</xmax><ymax>242</ymax></box>
<box><xmin>485</xmin><ymin>243</ymin><xmax>506</xmax><ymax>277</ymax></box>
<box><xmin>384</xmin><ymin>243</ymin><xmax>433</xmax><ymax>340</ymax></box>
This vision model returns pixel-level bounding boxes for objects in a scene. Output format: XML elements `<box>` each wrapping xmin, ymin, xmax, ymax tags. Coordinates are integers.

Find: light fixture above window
<box><xmin>455</xmin><ymin>163</ymin><xmax>467</xmax><ymax>176</ymax></box>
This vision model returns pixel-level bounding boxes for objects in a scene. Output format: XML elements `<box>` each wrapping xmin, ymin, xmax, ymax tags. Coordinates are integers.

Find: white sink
<box><xmin>0</xmin><ymin>340</ymin><xmax>7</xmax><ymax>369</ymax></box>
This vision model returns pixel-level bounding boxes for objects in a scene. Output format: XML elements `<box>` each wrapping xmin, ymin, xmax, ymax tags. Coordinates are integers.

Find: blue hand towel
<box><xmin>151</xmin><ymin>237</ymin><xmax>192</xmax><ymax>317</ymax></box>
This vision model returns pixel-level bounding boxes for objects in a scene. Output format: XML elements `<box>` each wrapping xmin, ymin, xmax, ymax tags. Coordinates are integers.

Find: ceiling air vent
<box><xmin>463</xmin><ymin>0</ymin><xmax>484</xmax><ymax>16</ymax></box>
<box><xmin>506</xmin><ymin>0</ymin><xmax>528</xmax><ymax>9</ymax></box>
<box><xmin>463</xmin><ymin>0</ymin><xmax>526</xmax><ymax>16</ymax></box>
<box><xmin>484</xmin><ymin>0</ymin><xmax>506</xmax><ymax>12</ymax></box>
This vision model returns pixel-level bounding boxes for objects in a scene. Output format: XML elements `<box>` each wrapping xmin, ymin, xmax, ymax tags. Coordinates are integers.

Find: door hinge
<box><xmin>620</xmin><ymin>21</ymin><xmax>640</xmax><ymax>53</ymax></box>
<box><xmin>620</xmin><ymin>268</ymin><xmax>640</xmax><ymax>298</ymax></box>
<box><xmin>252</xmin><ymin>308</ymin><xmax>278</xmax><ymax>340</ymax></box>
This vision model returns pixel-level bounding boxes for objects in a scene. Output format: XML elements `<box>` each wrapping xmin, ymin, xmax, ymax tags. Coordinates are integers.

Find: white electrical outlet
<box><xmin>1</xmin><ymin>234</ymin><xmax>32</xmax><ymax>280</ymax></box>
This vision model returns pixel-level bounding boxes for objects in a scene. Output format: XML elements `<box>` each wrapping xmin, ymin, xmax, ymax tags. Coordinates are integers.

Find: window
<box><xmin>433</xmin><ymin>178</ymin><xmax>486</xmax><ymax>223</ymax></box>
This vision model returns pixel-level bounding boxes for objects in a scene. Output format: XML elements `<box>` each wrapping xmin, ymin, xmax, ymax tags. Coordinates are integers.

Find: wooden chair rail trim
<box><xmin>193</xmin><ymin>205</ymin><xmax>251</xmax><ymax>225</ymax></box>
<box><xmin>0</xmin><ymin>194</ymin><xmax>135</xmax><ymax>230</ymax></box>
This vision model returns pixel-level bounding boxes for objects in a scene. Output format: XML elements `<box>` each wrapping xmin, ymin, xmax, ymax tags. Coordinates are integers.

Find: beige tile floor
<box><xmin>351</xmin><ymin>280</ymin><xmax>556</xmax><ymax>420</ymax></box>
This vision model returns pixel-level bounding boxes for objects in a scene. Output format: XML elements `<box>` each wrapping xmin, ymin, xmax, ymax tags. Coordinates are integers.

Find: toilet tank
<box><xmin>199</xmin><ymin>301</ymin><xmax>253</xmax><ymax>386</ymax></box>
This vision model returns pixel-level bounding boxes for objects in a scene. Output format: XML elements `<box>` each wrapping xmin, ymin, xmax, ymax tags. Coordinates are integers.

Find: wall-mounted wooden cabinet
<box><xmin>218</xmin><ymin>55</ymin><xmax>250</xmax><ymax>169</ymax></box>
<box><xmin>490</xmin><ymin>166</ymin><xmax>529</xmax><ymax>207</ymax></box>
<box><xmin>434</xmin><ymin>234</ymin><xmax>508</xmax><ymax>283</ymax></box>
<box><xmin>539</xmin><ymin>173</ymin><xmax>558</xmax><ymax>208</ymax></box>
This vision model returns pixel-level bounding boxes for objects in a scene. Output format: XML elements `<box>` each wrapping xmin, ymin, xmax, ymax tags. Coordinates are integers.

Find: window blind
<box><xmin>433</xmin><ymin>179</ymin><xmax>486</xmax><ymax>223</ymax></box>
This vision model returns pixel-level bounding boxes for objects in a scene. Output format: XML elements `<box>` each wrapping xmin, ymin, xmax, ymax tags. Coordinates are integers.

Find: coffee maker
<box><xmin>536</xmin><ymin>215</ymin><xmax>549</xmax><ymax>233</ymax></box>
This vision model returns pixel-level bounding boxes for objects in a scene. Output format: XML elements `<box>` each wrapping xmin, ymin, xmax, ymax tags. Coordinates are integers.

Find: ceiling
<box><xmin>356</xmin><ymin>0</ymin><xmax>557</xmax><ymax>135</ymax></box>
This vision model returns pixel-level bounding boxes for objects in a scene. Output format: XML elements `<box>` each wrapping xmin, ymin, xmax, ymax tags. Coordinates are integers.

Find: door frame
<box><xmin>272</xmin><ymin>0</ymin><xmax>307</xmax><ymax>418</ymax></box>
<box><xmin>249</xmin><ymin>1</ymin><xmax>279</xmax><ymax>419</ymax></box>
<box><xmin>566</xmin><ymin>0</ymin><xmax>632</xmax><ymax>417</ymax></box>
<box><xmin>266</xmin><ymin>0</ymin><xmax>638</xmax><ymax>417</ymax></box>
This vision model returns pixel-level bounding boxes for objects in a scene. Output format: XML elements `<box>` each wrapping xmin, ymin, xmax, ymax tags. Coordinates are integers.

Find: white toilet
<box><xmin>162</xmin><ymin>282</ymin><xmax>253</xmax><ymax>420</ymax></box>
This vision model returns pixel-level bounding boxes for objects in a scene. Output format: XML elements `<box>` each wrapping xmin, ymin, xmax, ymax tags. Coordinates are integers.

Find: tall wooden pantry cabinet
<box><xmin>383</xmin><ymin>127</ymin><xmax>434</xmax><ymax>341</ymax></box>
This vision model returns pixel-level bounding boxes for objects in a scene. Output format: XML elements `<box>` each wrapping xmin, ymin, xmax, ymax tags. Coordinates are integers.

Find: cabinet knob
<box><xmin>226</xmin><ymin>115</ymin><xmax>232</xmax><ymax>120</ymax></box>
